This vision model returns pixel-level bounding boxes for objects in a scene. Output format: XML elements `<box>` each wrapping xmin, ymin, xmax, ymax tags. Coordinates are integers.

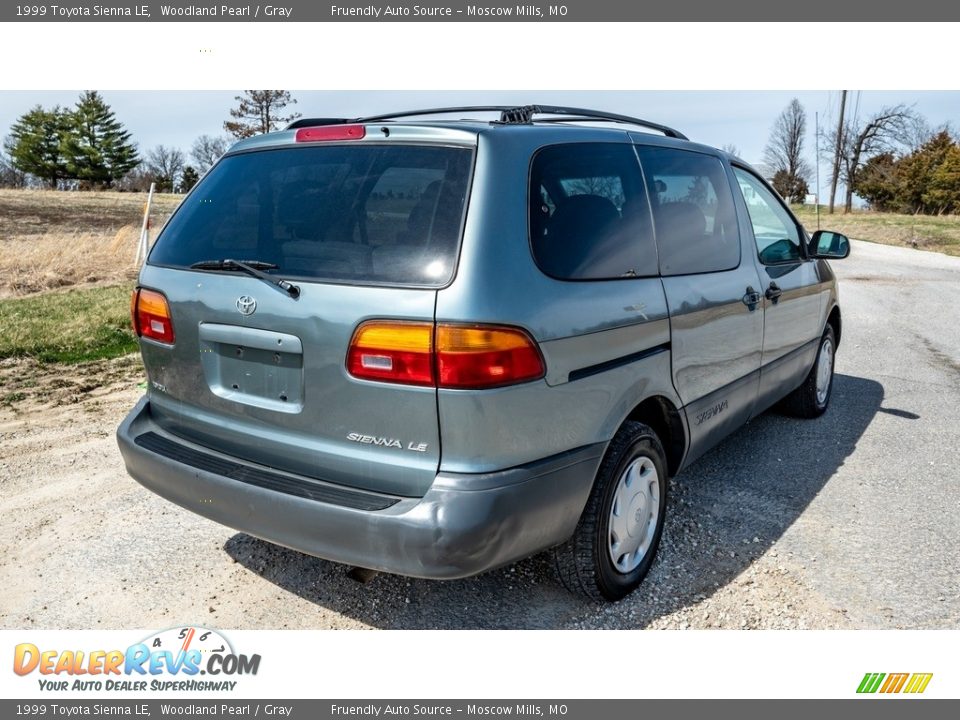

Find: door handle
<box><xmin>765</xmin><ymin>282</ymin><xmax>782</xmax><ymax>303</ymax></box>
<box><xmin>742</xmin><ymin>286</ymin><xmax>762</xmax><ymax>310</ymax></box>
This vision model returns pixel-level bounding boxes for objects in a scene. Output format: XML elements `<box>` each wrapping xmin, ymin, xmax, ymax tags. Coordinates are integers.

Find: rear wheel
<box><xmin>553</xmin><ymin>421</ymin><xmax>668</xmax><ymax>601</ymax></box>
<box><xmin>782</xmin><ymin>325</ymin><xmax>836</xmax><ymax>418</ymax></box>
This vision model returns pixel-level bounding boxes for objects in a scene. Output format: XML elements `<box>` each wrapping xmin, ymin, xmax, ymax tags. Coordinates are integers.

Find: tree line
<box><xmin>758</xmin><ymin>94</ymin><xmax>957</xmax><ymax>215</ymax></box>
<box><xmin>0</xmin><ymin>90</ymin><xmax>300</xmax><ymax>192</ymax></box>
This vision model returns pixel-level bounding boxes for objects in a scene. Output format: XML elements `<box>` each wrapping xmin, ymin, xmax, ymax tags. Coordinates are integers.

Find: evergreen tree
<box><xmin>923</xmin><ymin>143</ymin><xmax>960</xmax><ymax>214</ymax></box>
<box><xmin>7</xmin><ymin>105</ymin><xmax>71</xmax><ymax>188</ymax></box>
<box><xmin>895</xmin><ymin>131</ymin><xmax>954</xmax><ymax>213</ymax></box>
<box><xmin>180</xmin><ymin>166</ymin><xmax>200</xmax><ymax>192</ymax></box>
<box><xmin>850</xmin><ymin>130</ymin><xmax>960</xmax><ymax>214</ymax></box>
<box><xmin>62</xmin><ymin>91</ymin><xmax>139</xmax><ymax>187</ymax></box>
<box><xmin>224</xmin><ymin>90</ymin><xmax>301</xmax><ymax>138</ymax></box>
<box><xmin>771</xmin><ymin>169</ymin><xmax>810</xmax><ymax>204</ymax></box>
<box><xmin>852</xmin><ymin>153</ymin><xmax>899</xmax><ymax>211</ymax></box>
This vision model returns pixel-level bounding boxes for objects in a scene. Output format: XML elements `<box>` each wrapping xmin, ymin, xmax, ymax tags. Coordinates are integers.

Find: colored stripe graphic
<box><xmin>857</xmin><ymin>672</ymin><xmax>933</xmax><ymax>694</ymax></box>
<box><xmin>857</xmin><ymin>673</ymin><xmax>885</xmax><ymax>693</ymax></box>
<box><xmin>880</xmin><ymin>673</ymin><xmax>909</xmax><ymax>693</ymax></box>
<box><xmin>903</xmin><ymin>673</ymin><xmax>933</xmax><ymax>694</ymax></box>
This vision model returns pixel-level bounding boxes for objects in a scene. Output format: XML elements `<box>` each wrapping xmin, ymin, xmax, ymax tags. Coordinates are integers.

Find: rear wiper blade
<box><xmin>191</xmin><ymin>259</ymin><xmax>278</xmax><ymax>270</ymax></box>
<box><xmin>189</xmin><ymin>259</ymin><xmax>300</xmax><ymax>298</ymax></box>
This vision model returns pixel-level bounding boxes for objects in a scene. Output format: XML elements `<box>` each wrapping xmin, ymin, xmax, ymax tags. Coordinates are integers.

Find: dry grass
<box><xmin>0</xmin><ymin>189</ymin><xmax>182</xmax><ymax>297</ymax></box>
<box><xmin>793</xmin><ymin>205</ymin><xmax>960</xmax><ymax>257</ymax></box>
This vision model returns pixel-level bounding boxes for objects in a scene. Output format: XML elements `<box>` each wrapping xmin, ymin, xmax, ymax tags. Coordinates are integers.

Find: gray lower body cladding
<box><xmin>117</xmin><ymin>397</ymin><xmax>603</xmax><ymax>579</ymax></box>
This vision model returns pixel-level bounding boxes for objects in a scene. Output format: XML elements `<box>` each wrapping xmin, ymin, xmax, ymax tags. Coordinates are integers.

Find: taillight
<box><xmin>346</xmin><ymin>321</ymin><xmax>544</xmax><ymax>389</ymax></box>
<box><xmin>437</xmin><ymin>324</ymin><xmax>545</xmax><ymax>389</ymax></box>
<box><xmin>295</xmin><ymin>124</ymin><xmax>366</xmax><ymax>142</ymax></box>
<box><xmin>131</xmin><ymin>288</ymin><xmax>175</xmax><ymax>345</ymax></box>
<box><xmin>347</xmin><ymin>321</ymin><xmax>434</xmax><ymax>386</ymax></box>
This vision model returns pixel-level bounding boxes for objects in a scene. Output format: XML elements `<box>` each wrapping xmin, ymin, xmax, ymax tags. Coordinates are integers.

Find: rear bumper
<box><xmin>117</xmin><ymin>396</ymin><xmax>603</xmax><ymax>579</ymax></box>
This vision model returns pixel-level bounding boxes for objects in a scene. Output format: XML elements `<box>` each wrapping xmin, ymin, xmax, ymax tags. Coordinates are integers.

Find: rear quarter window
<box><xmin>637</xmin><ymin>147</ymin><xmax>741</xmax><ymax>276</ymax></box>
<box><xmin>148</xmin><ymin>144</ymin><xmax>473</xmax><ymax>287</ymax></box>
<box><xmin>529</xmin><ymin>143</ymin><xmax>657</xmax><ymax>280</ymax></box>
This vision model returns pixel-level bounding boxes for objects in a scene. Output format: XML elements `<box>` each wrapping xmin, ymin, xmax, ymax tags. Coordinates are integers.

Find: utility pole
<box><xmin>828</xmin><ymin>90</ymin><xmax>847</xmax><ymax>215</ymax></box>
<box><xmin>815</xmin><ymin>111</ymin><xmax>821</xmax><ymax>230</ymax></box>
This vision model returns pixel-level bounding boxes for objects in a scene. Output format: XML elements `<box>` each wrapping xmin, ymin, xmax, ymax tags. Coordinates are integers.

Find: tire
<box><xmin>782</xmin><ymin>325</ymin><xmax>836</xmax><ymax>419</ymax></box>
<box><xmin>553</xmin><ymin>421</ymin><xmax>668</xmax><ymax>601</ymax></box>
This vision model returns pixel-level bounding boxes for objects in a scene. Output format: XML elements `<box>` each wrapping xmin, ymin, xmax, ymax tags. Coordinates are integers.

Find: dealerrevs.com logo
<box><xmin>13</xmin><ymin>627</ymin><xmax>261</xmax><ymax>692</ymax></box>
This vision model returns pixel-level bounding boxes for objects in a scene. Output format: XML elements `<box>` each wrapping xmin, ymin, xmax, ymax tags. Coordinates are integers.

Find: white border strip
<box><xmin>0</xmin><ymin>22</ymin><xmax>958</xmax><ymax>90</ymax></box>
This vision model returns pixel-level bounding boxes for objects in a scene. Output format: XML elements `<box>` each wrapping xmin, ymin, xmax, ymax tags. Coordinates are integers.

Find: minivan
<box><xmin>118</xmin><ymin>105</ymin><xmax>849</xmax><ymax>600</ymax></box>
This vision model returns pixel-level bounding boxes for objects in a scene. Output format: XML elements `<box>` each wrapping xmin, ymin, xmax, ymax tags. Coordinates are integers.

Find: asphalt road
<box><xmin>1</xmin><ymin>239</ymin><xmax>958</xmax><ymax>629</ymax></box>
<box><xmin>768</xmin><ymin>240</ymin><xmax>960</xmax><ymax>628</ymax></box>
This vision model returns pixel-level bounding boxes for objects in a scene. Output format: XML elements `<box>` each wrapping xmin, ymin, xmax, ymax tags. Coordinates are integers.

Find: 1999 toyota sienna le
<box><xmin>117</xmin><ymin>105</ymin><xmax>850</xmax><ymax>600</ymax></box>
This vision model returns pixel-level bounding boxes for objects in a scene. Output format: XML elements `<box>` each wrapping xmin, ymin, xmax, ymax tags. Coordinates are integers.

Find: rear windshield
<box><xmin>149</xmin><ymin>144</ymin><xmax>474</xmax><ymax>287</ymax></box>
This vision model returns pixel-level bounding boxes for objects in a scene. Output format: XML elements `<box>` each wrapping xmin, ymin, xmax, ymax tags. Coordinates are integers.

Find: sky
<box><xmin>2</xmin><ymin>89</ymin><xmax>958</xmax><ymax>196</ymax></box>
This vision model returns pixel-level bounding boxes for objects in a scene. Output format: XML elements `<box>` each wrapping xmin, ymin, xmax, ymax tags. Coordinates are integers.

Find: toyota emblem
<box><xmin>236</xmin><ymin>295</ymin><xmax>257</xmax><ymax>316</ymax></box>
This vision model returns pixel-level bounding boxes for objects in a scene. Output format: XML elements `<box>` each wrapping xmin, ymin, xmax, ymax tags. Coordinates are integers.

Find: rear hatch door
<box><xmin>139</xmin><ymin>136</ymin><xmax>474</xmax><ymax>497</ymax></box>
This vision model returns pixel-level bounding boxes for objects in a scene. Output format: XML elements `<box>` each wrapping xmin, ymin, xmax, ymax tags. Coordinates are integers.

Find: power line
<box><xmin>851</xmin><ymin>90</ymin><xmax>862</xmax><ymax>134</ymax></box>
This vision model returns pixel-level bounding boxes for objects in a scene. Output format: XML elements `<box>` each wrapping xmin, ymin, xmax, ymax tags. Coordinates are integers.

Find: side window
<box><xmin>529</xmin><ymin>143</ymin><xmax>656</xmax><ymax>280</ymax></box>
<box><xmin>732</xmin><ymin>167</ymin><xmax>803</xmax><ymax>264</ymax></box>
<box><xmin>636</xmin><ymin>147</ymin><xmax>740</xmax><ymax>276</ymax></box>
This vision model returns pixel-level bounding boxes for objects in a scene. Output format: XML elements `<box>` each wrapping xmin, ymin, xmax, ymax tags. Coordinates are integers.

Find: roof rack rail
<box><xmin>287</xmin><ymin>106</ymin><xmax>688</xmax><ymax>140</ymax></box>
<box><xmin>285</xmin><ymin>109</ymin><xmax>506</xmax><ymax>130</ymax></box>
<box><xmin>498</xmin><ymin>105</ymin><xmax>688</xmax><ymax>139</ymax></box>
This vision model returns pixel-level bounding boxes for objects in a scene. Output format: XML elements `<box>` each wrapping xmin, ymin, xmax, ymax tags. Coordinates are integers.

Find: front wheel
<box><xmin>782</xmin><ymin>325</ymin><xmax>836</xmax><ymax>418</ymax></box>
<box><xmin>553</xmin><ymin>421</ymin><xmax>668</xmax><ymax>601</ymax></box>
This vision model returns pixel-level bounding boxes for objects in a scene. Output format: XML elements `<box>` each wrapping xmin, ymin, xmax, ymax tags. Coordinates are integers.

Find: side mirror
<box><xmin>809</xmin><ymin>230</ymin><xmax>850</xmax><ymax>259</ymax></box>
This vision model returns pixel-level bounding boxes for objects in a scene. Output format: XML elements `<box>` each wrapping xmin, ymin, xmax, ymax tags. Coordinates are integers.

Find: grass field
<box><xmin>793</xmin><ymin>204</ymin><xmax>960</xmax><ymax>257</ymax></box>
<box><xmin>0</xmin><ymin>188</ymin><xmax>182</xmax><ymax>296</ymax></box>
<box><xmin>0</xmin><ymin>285</ymin><xmax>137</xmax><ymax>364</ymax></box>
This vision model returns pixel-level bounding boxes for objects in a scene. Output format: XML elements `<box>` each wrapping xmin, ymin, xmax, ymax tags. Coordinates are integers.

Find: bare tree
<box><xmin>903</xmin><ymin>116</ymin><xmax>951</xmax><ymax>152</ymax></box>
<box><xmin>116</xmin><ymin>163</ymin><xmax>154</xmax><ymax>193</ymax></box>
<box><xmin>828</xmin><ymin>105</ymin><xmax>916</xmax><ymax>213</ymax></box>
<box><xmin>146</xmin><ymin>145</ymin><xmax>186</xmax><ymax>192</ymax></box>
<box><xmin>0</xmin><ymin>136</ymin><xmax>28</xmax><ymax>188</ymax></box>
<box><xmin>721</xmin><ymin>143</ymin><xmax>741</xmax><ymax>158</ymax></box>
<box><xmin>191</xmin><ymin>134</ymin><xmax>230</xmax><ymax>174</ymax></box>
<box><xmin>224</xmin><ymin>90</ymin><xmax>301</xmax><ymax>139</ymax></box>
<box><xmin>762</xmin><ymin>99</ymin><xmax>811</xmax><ymax>186</ymax></box>
<box><xmin>565</xmin><ymin>177</ymin><xmax>624</xmax><ymax>206</ymax></box>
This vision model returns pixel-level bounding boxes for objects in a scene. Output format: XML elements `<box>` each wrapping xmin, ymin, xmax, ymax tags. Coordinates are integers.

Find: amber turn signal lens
<box><xmin>346</xmin><ymin>321</ymin><xmax>435</xmax><ymax>386</ymax></box>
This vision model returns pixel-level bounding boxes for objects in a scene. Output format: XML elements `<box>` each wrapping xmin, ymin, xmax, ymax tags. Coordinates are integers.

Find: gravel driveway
<box><xmin>1</xmin><ymin>239</ymin><xmax>958</xmax><ymax>629</ymax></box>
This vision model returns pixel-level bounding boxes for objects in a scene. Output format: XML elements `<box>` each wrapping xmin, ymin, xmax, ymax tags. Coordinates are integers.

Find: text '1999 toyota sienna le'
<box><xmin>117</xmin><ymin>105</ymin><xmax>850</xmax><ymax>600</ymax></box>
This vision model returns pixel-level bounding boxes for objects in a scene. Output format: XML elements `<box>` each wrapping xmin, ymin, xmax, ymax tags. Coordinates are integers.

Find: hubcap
<box><xmin>815</xmin><ymin>337</ymin><xmax>834</xmax><ymax>405</ymax></box>
<box><xmin>608</xmin><ymin>456</ymin><xmax>660</xmax><ymax>574</ymax></box>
